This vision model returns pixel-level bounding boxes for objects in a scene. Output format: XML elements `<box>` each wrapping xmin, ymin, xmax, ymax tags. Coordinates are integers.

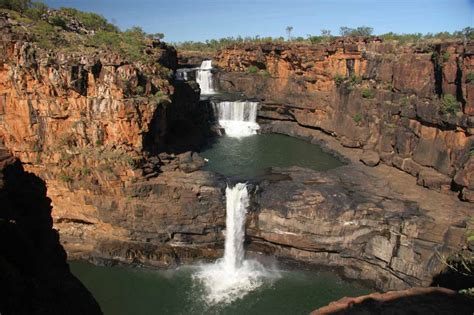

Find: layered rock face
<box><xmin>248</xmin><ymin>163</ymin><xmax>473</xmax><ymax>291</ymax></box>
<box><xmin>0</xmin><ymin>13</ymin><xmax>226</xmax><ymax>266</ymax></box>
<box><xmin>214</xmin><ymin>39</ymin><xmax>474</xmax><ymax>201</ymax></box>
<box><xmin>0</xmin><ymin>148</ymin><xmax>102</xmax><ymax>314</ymax></box>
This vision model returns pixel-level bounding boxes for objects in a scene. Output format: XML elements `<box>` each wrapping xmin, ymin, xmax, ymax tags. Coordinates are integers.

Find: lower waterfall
<box><xmin>193</xmin><ymin>183</ymin><xmax>275</xmax><ymax>305</ymax></box>
<box><xmin>214</xmin><ymin>101</ymin><xmax>260</xmax><ymax>137</ymax></box>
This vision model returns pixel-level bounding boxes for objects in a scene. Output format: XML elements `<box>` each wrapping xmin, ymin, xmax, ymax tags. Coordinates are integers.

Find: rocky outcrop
<box><xmin>248</xmin><ymin>160</ymin><xmax>473</xmax><ymax>291</ymax></box>
<box><xmin>214</xmin><ymin>39</ymin><xmax>474</xmax><ymax>201</ymax></box>
<box><xmin>0</xmin><ymin>147</ymin><xmax>102</xmax><ymax>314</ymax></box>
<box><xmin>311</xmin><ymin>287</ymin><xmax>474</xmax><ymax>314</ymax></box>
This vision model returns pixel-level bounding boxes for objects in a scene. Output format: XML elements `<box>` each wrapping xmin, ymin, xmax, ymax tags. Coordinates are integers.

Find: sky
<box><xmin>43</xmin><ymin>0</ymin><xmax>473</xmax><ymax>42</ymax></box>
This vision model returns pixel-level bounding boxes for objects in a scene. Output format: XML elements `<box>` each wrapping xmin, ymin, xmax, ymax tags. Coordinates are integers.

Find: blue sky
<box><xmin>44</xmin><ymin>0</ymin><xmax>473</xmax><ymax>42</ymax></box>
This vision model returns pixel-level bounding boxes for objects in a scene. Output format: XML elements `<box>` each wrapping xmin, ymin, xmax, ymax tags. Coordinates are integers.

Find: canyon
<box><xmin>0</xmin><ymin>8</ymin><xmax>473</xmax><ymax>314</ymax></box>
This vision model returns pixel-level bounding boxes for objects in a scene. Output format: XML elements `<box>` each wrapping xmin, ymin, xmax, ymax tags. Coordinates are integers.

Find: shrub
<box><xmin>440</xmin><ymin>94</ymin><xmax>460</xmax><ymax>114</ymax></box>
<box><xmin>442</xmin><ymin>51</ymin><xmax>451</xmax><ymax>62</ymax></box>
<box><xmin>59</xmin><ymin>7</ymin><xmax>118</xmax><ymax>32</ymax></box>
<box><xmin>0</xmin><ymin>0</ymin><xmax>31</xmax><ymax>12</ymax></box>
<box><xmin>95</xmin><ymin>139</ymin><xmax>103</xmax><ymax>146</ymax></box>
<box><xmin>400</xmin><ymin>96</ymin><xmax>409</xmax><ymax>106</ymax></box>
<box><xmin>24</xmin><ymin>2</ymin><xmax>48</xmax><ymax>20</ymax></box>
<box><xmin>361</xmin><ymin>88</ymin><xmax>375</xmax><ymax>99</ymax></box>
<box><xmin>466</xmin><ymin>72</ymin><xmax>474</xmax><ymax>84</ymax></box>
<box><xmin>353</xmin><ymin>113</ymin><xmax>363</xmax><ymax>123</ymax></box>
<box><xmin>349</xmin><ymin>74</ymin><xmax>362</xmax><ymax>86</ymax></box>
<box><xmin>260</xmin><ymin>70</ymin><xmax>270</xmax><ymax>77</ymax></box>
<box><xmin>50</xmin><ymin>15</ymin><xmax>67</xmax><ymax>29</ymax></box>
<box><xmin>247</xmin><ymin>66</ymin><xmax>258</xmax><ymax>74</ymax></box>
<box><xmin>333</xmin><ymin>74</ymin><xmax>344</xmax><ymax>85</ymax></box>
<box><xmin>59</xmin><ymin>173</ymin><xmax>73</xmax><ymax>183</ymax></box>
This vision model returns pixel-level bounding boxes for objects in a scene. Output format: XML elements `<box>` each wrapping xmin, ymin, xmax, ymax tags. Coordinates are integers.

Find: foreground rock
<box><xmin>0</xmin><ymin>148</ymin><xmax>102</xmax><ymax>314</ymax></box>
<box><xmin>311</xmin><ymin>287</ymin><xmax>474</xmax><ymax>315</ymax></box>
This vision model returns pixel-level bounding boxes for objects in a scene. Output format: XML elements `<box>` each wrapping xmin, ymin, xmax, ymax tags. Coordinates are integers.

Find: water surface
<box><xmin>70</xmin><ymin>261</ymin><xmax>369</xmax><ymax>315</ymax></box>
<box><xmin>200</xmin><ymin>133</ymin><xmax>343</xmax><ymax>178</ymax></box>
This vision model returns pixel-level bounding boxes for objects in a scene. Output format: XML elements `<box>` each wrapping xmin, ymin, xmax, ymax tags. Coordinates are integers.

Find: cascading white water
<box><xmin>193</xmin><ymin>183</ymin><xmax>274</xmax><ymax>305</ymax></box>
<box><xmin>196</xmin><ymin>60</ymin><xmax>216</xmax><ymax>95</ymax></box>
<box><xmin>214</xmin><ymin>101</ymin><xmax>260</xmax><ymax>137</ymax></box>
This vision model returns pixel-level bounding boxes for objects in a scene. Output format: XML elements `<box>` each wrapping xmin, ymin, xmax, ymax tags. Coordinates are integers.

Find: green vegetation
<box><xmin>442</xmin><ymin>51</ymin><xmax>451</xmax><ymax>62</ymax></box>
<box><xmin>400</xmin><ymin>96</ymin><xmax>409</xmax><ymax>107</ymax></box>
<box><xmin>466</xmin><ymin>72</ymin><xmax>474</xmax><ymax>84</ymax></box>
<box><xmin>247</xmin><ymin>66</ymin><xmax>258</xmax><ymax>74</ymax></box>
<box><xmin>361</xmin><ymin>88</ymin><xmax>375</xmax><ymax>99</ymax></box>
<box><xmin>260</xmin><ymin>70</ymin><xmax>270</xmax><ymax>77</ymax></box>
<box><xmin>333</xmin><ymin>74</ymin><xmax>344</xmax><ymax>85</ymax></box>
<box><xmin>340</xmin><ymin>26</ymin><xmax>373</xmax><ymax>37</ymax></box>
<box><xmin>353</xmin><ymin>113</ymin><xmax>363</xmax><ymax>124</ymax></box>
<box><xmin>0</xmin><ymin>0</ymin><xmax>30</xmax><ymax>12</ymax></box>
<box><xmin>57</xmin><ymin>7</ymin><xmax>118</xmax><ymax>32</ymax></box>
<box><xmin>59</xmin><ymin>172</ymin><xmax>73</xmax><ymax>183</ymax></box>
<box><xmin>440</xmin><ymin>94</ymin><xmax>460</xmax><ymax>114</ymax></box>
<box><xmin>349</xmin><ymin>74</ymin><xmax>362</xmax><ymax>86</ymax></box>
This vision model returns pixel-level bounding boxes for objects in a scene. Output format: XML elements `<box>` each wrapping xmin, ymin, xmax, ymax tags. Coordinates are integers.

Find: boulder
<box><xmin>360</xmin><ymin>150</ymin><xmax>380</xmax><ymax>167</ymax></box>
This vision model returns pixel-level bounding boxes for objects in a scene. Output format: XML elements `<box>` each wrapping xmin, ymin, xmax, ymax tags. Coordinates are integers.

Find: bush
<box><xmin>333</xmin><ymin>74</ymin><xmax>344</xmax><ymax>85</ymax></box>
<box><xmin>50</xmin><ymin>15</ymin><xmax>67</xmax><ymax>28</ymax></box>
<box><xmin>400</xmin><ymin>96</ymin><xmax>409</xmax><ymax>106</ymax></box>
<box><xmin>0</xmin><ymin>0</ymin><xmax>31</xmax><ymax>12</ymax></box>
<box><xmin>361</xmin><ymin>88</ymin><xmax>375</xmax><ymax>99</ymax></box>
<box><xmin>59</xmin><ymin>7</ymin><xmax>118</xmax><ymax>32</ymax></box>
<box><xmin>349</xmin><ymin>74</ymin><xmax>362</xmax><ymax>86</ymax></box>
<box><xmin>353</xmin><ymin>113</ymin><xmax>363</xmax><ymax>123</ymax></box>
<box><xmin>24</xmin><ymin>2</ymin><xmax>48</xmax><ymax>20</ymax></box>
<box><xmin>247</xmin><ymin>66</ymin><xmax>258</xmax><ymax>74</ymax></box>
<box><xmin>260</xmin><ymin>70</ymin><xmax>270</xmax><ymax>77</ymax></box>
<box><xmin>442</xmin><ymin>51</ymin><xmax>451</xmax><ymax>62</ymax></box>
<box><xmin>440</xmin><ymin>94</ymin><xmax>460</xmax><ymax>114</ymax></box>
<box><xmin>466</xmin><ymin>72</ymin><xmax>474</xmax><ymax>84</ymax></box>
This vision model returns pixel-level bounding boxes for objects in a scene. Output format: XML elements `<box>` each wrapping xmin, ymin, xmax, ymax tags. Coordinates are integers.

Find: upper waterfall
<box><xmin>196</xmin><ymin>60</ymin><xmax>216</xmax><ymax>95</ymax></box>
<box><xmin>214</xmin><ymin>101</ymin><xmax>260</xmax><ymax>137</ymax></box>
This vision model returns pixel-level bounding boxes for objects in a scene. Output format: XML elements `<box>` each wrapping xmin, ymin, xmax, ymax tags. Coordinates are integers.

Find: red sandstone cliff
<box><xmin>214</xmin><ymin>39</ymin><xmax>474</xmax><ymax>202</ymax></box>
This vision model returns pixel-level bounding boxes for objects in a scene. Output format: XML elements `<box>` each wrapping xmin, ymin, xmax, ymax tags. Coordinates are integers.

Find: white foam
<box><xmin>214</xmin><ymin>101</ymin><xmax>260</xmax><ymax>137</ymax></box>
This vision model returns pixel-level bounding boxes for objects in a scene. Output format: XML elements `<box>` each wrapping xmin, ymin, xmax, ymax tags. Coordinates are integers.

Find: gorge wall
<box><xmin>0</xmin><ymin>7</ymin><xmax>472</xmax><ymax>298</ymax></box>
<box><xmin>214</xmin><ymin>38</ymin><xmax>474</xmax><ymax>202</ymax></box>
<box><xmin>0</xmin><ymin>12</ymin><xmax>226</xmax><ymax>267</ymax></box>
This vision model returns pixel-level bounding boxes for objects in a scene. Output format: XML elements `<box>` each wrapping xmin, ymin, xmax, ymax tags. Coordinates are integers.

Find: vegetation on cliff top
<box><xmin>1</xmin><ymin>0</ymin><xmax>166</xmax><ymax>63</ymax></box>
<box><xmin>174</xmin><ymin>26</ymin><xmax>474</xmax><ymax>52</ymax></box>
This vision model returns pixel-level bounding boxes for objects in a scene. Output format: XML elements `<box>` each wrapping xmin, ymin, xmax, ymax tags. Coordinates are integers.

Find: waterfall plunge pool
<box><xmin>70</xmin><ymin>260</ymin><xmax>369</xmax><ymax>315</ymax></box>
<box><xmin>200</xmin><ymin>133</ymin><xmax>344</xmax><ymax>178</ymax></box>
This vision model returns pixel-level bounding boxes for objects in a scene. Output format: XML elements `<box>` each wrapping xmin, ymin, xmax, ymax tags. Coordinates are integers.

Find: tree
<box><xmin>0</xmin><ymin>0</ymin><xmax>31</xmax><ymax>12</ymax></box>
<box><xmin>286</xmin><ymin>26</ymin><xmax>293</xmax><ymax>41</ymax></box>
<box><xmin>321</xmin><ymin>29</ymin><xmax>332</xmax><ymax>37</ymax></box>
<box><xmin>339</xmin><ymin>26</ymin><xmax>373</xmax><ymax>37</ymax></box>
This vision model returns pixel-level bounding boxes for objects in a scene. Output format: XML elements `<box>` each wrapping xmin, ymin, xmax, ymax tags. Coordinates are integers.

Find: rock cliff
<box><xmin>214</xmin><ymin>39</ymin><xmax>474</xmax><ymax>202</ymax></box>
<box><xmin>0</xmin><ymin>12</ymin><xmax>226</xmax><ymax>267</ymax></box>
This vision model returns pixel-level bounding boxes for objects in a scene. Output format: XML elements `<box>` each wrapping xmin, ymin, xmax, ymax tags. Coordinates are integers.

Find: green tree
<box><xmin>286</xmin><ymin>26</ymin><xmax>293</xmax><ymax>41</ymax></box>
<box><xmin>0</xmin><ymin>0</ymin><xmax>31</xmax><ymax>12</ymax></box>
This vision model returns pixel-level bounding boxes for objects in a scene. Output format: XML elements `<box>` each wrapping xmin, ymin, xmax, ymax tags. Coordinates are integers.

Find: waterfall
<box><xmin>214</xmin><ymin>101</ymin><xmax>260</xmax><ymax>137</ymax></box>
<box><xmin>196</xmin><ymin>60</ymin><xmax>216</xmax><ymax>95</ymax></box>
<box><xmin>222</xmin><ymin>183</ymin><xmax>248</xmax><ymax>270</ymax></box>
<box><xmin>193</xmin><ymin>183</ymin><xmax>274</xmax><ymax>305</ymax></box>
